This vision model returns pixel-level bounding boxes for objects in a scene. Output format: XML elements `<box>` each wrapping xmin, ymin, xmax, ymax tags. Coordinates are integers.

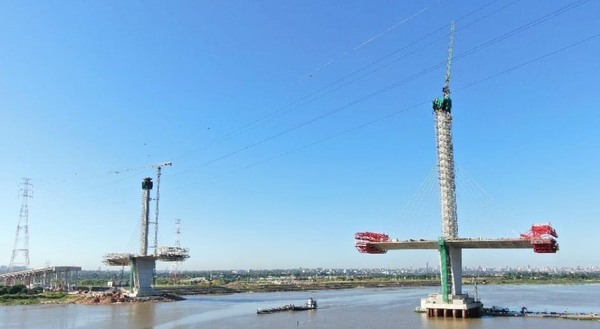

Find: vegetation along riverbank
<box><xmin>1</xmin><ymin>269</ymin><xmax>598</xmax><ymax>306</ymax></box>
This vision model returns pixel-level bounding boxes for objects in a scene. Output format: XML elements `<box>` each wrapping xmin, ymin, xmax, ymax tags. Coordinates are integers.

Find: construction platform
<box><xmin>355</xmin><ymin>227</ymin><xmax>559</xmax><ymax>254</ymax></box>
<box><xmin>103</xmin><ymin>246</ymin><xmax>190</xmax><ymax>266</ymax></box>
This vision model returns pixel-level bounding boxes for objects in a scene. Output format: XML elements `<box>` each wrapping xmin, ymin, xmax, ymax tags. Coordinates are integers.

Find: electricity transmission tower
<box><xmin>9</xmin><ymin>178</ymin><xmax>33</xmax><ymax>272</ymax></box>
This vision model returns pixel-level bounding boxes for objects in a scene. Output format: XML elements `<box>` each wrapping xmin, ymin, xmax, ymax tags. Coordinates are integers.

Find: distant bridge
<box><xmin>0</xmin><ymin>266</ymin><xmax>81</xmax><ymax>289</ymax></box>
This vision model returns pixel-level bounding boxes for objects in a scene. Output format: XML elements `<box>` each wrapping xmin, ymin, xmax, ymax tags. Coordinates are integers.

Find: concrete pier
<box><xmin>129</xmin><ymin>256</ymin><xmax>157</xmax><ymax>297</ymax></box>
<box><xmin>420</xmin><ymin>293</ymin><xmax>483</xmax><ymax>318</ymax></box>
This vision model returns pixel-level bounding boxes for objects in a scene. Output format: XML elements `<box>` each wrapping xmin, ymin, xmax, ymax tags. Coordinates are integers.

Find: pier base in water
<box><xmin>418</xmin><ymin>293</ymin><xmax>483</xmax><ymax>318</ymax></box>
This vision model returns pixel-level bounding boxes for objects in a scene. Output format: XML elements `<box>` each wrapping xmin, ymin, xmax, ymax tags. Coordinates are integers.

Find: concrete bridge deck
<box><xmin>369</xmin><ymin>238</ymin><xmax>533</xmax><ymax>251</ymax></box>
<box><xmin>0</xmin><ymin>266</ymin><xmax>81</xmax><ymax>289</ymax></box>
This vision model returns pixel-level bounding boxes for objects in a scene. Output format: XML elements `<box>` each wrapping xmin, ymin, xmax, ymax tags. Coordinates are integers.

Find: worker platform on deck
<box><xmin>355</xmin><ymin>225</ymin><xmax>559</xmax><ymax>255</ymax></box>
<box><xmin>103</xmin><ymin>246</ymin><xmax>190</xmax><ymax>266</ymax></box>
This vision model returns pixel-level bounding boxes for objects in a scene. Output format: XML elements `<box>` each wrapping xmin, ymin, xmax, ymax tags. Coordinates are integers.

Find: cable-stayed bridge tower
<box><xmin>103</xmin><ymin>164</ymin><xmax>189</xmax><ymax>297</ymax></box>
<box><xmin>354</xmin><ymin>22</ymin><xmax>559</xmax><ymax>318</ymax></box>
<box><xmin>432</xmin><ymin>21</ymin><xmax>463</xmax><ymax>301</ymax></box>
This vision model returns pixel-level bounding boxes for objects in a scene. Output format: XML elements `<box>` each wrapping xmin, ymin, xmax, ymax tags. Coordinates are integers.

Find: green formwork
<box><xmin>438</xmin><ymin>237</ymin><xmax>452</xmax><ymax>302</ymax></box>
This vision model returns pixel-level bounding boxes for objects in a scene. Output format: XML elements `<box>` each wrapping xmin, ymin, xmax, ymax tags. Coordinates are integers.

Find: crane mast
<box><xmin>152</xmin><ymin>162</ymin><xmax>172</xmax><ymax>256</ymax></box>
<box><xmin>109</xmin><ymin>161</ymin><xmax>172</xmax><ymax>255</ymax></box>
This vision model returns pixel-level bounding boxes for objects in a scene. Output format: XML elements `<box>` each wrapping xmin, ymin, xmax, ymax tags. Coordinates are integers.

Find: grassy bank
<box><xmin>0</xmin><ymin>292</ymin><xmax>74</xmax><ymax>306</ymax></box>
<box><xmin>156</xmin><ymin>276</ymin><xmax>600</xmax><ymax>296</ymax></box>
<box><xmin>1</xmin><ymin>276</ymin><xmax>597</xmax><ymax>306</ymax></box>
<box><xmin>156</xmin><ymin>278</ymin><xmax>438</xmax><ymax>295</ymax></box>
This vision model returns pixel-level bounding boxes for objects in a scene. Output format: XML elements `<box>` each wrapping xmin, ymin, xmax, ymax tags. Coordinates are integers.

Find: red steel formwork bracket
<box><xmin>355</xmin><ymin>232</ymin><xmax>390</xmax><ymax>254</ymax></box>
<box><xmin>520</xmin><ymin>224</ymin><xmax>559</xmax><ymax>253</ymax></box>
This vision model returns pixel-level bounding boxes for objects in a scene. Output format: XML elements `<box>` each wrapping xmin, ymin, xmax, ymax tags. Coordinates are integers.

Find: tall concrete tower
<box><xmin>432</xmin><ymin>21</ymin><xmax>463</xmax><ymax>300</ymax></box>
<box><xmin>140</xmin><ymin>177</ymin><xmax>153</xmax><ymax>256</ymax></box>
<box><xmin>434</xmin><ymin>91</ymin><xmax>458</xmax><ymax>240</ymax></box>
<box><xmin>131</xmin><ymin>177</ymin><xmax>158</xmax><ymax>297</ymax></box>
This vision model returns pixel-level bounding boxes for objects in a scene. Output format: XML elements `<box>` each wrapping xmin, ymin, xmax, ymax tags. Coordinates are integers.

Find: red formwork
<box><xmin>520</xmin><ymin>224</ymin><xmax>559</xmax><ymax>253</ymax></box>
<box><xmin>355</xmin><ymin>232</ymin><xmax>390</xmax><ymax>254</ymax></box>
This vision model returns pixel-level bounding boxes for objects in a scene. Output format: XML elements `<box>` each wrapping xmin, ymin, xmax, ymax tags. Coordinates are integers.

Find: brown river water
<box><xmin>1</xmin><ymin>284</ymin><xmax>599</xmax><ymax>328</ymax></box>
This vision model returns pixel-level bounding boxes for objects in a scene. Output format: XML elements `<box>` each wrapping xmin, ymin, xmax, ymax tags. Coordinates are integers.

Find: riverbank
<box><xmin>2</xmin><ymin>277</ymin><xmax>598</xmax><ymax>306</ymax></box>
<box><xmin>156</xmin><ymin>276</ymin><xmax>600</xmax><ymax>296</ymax></box>
<box><xmin>70</xmin><ymin>291</ymin><xmax>184</xmax><ymax>305</ymax></box>
<box><xmin>0</xmin><ymin>290</ymin><xmax>184</xmax><ymax>306</ymax></box>
<box><xmin>156</xmin><ymin>278</ymin><xmax>438</xmax><ymax>296</ymax></box>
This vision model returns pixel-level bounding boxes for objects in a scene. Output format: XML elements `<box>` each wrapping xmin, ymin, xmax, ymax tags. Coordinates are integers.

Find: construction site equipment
<box><xmin>103</xmin><ymin>253</ymin><xmax>134</xmax><ymax>266</ymax></box>
<box><xmin>156</xmin><ymin>246</ymin><xmax>190</xmax><ymax>262</ymax></box>
<box><xmin>355</xmin><ymin>232</ymin><xmax>390</xmax><ymax>254</ymax></box>
<box><xmin>152</xmin><ymin>162</ymin><xmax>172</xmax><ymax>256</ymax></box>
<box><xmin>110</xmin><ymin>161</ymin><xmax>173</xmax><ymax>256</ymax></box>
<box><xmin>520</xmin><ymin>224</ymin><xmax>559</xmax><ymax>253</ymax></box>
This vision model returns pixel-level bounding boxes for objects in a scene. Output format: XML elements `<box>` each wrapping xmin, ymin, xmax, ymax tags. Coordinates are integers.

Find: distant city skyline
<box><xmin>3</xmin><ymin>264</ymin><xmax>593</xmax><ymax>275</ymax></box>
<box><xmin>1</xmin><ymin>1</ymin><xmax>599</xmax><ymax>271</ymax></box>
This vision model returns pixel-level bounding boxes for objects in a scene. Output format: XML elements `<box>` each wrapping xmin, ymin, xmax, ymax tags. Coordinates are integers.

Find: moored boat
<box><xmin>257</xmin><ymin>297</ymin><xmax>318</xmax><ymax>314</ymax></box>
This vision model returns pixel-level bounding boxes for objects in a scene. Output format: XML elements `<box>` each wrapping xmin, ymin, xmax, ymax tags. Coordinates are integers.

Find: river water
<box><xmin>1</xmin><ymin>284</ymin><xmax>599</xmax><ymax>328</ymax></box>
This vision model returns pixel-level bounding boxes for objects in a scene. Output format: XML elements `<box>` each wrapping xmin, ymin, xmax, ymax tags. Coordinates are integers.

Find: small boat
<box><xmin>257</xmin><ymin>297</ymin><xmax>318</xmax><ymax>314</ymax></box>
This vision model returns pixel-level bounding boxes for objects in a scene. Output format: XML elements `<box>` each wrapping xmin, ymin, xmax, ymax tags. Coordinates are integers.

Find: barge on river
<box><xmin>483</xmin><ymin>306</ymin><xmax>600</xmax><ymax>321</ymax></box>
<box><xmin>257</xmin><ymin>297</ymin><xmax>317</xmax><ymax>314</ymax></box>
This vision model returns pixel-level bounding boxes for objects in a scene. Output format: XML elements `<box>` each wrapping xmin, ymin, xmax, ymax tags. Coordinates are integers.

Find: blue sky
<box><xmin>1</xmin><ymin>0</ymin><xmax>599</xmax><ymax>271</ymax></box>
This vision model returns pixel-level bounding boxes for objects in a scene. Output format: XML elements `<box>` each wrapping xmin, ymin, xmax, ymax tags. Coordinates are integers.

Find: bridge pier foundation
<box><xmin>420</xmin><ymin>293</ymin><xmax>483</xmax><ymax>318</ymax></box>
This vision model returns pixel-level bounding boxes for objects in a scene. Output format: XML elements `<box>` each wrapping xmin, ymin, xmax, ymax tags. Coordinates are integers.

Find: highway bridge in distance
<box><xmin>0</xmin><ymin>266</ymin><xmax>81</xmax><ymax>289</ymax></box>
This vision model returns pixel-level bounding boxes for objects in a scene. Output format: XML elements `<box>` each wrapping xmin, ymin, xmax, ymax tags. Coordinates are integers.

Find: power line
<box><xmin>455</xmin><ymin>32</ymin><xmax>600</xmax><ymax>93</ymax></box>
<box><xmin>170</xmin><ymin>1</ymin><xmax>514</xmax><ymax>163</ymax></box>
<box><xmin>170</xmin><ymin>4</ymin><xmax>432</xmax><ymax>162</ymax></box>
<box><xmin>32</xmin><ymin>1</ymin><xmax>593</xmax><ymax>210</ymax></box>
<box><xmin>176</xmin><ymin>30</ymin><xmax>600</xmax><ymax>187</ymax></box>
<box><xmin>171</xmin><ymin>0</ymin><xmax>590</xmax><ymax>179</ymax></box>
<box><xmin>59</xmin><ymin>25</ymin><xmax>598</xmax><ymax>212</ymax></box>
<box><xmin>296</xmin><ymin>0</ymin><xmax>523</xmax><ymax>114</ymax></box>
<box><xmin>454</xmin><ymin>0</ymin><xmax>593</xmax><ymax>63</ymax></box>
<box><xmin>309</xmin><ymin>5</ymin><xmax>431</xmax><ymax>75</ymax></box>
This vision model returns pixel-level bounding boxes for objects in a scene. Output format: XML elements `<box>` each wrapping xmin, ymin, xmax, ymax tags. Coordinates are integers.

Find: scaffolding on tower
<box><xmin>353</xmin><ymin>20</ymin><xmax>559</xmax><ymax>318</ymax></box>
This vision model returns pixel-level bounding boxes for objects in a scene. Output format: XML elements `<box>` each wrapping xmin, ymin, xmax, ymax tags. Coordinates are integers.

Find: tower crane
<box><xmin>110</xmin><ymin>161</ymin><xmax>173</xmax><ymax>255</ymax></box>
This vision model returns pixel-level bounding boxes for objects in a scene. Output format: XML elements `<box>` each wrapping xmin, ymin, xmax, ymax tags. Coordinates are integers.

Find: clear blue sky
<box><xmin>1</xmin><ymin>0</ymin><xmax>598</xmax><ymax>271</ymax></box>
